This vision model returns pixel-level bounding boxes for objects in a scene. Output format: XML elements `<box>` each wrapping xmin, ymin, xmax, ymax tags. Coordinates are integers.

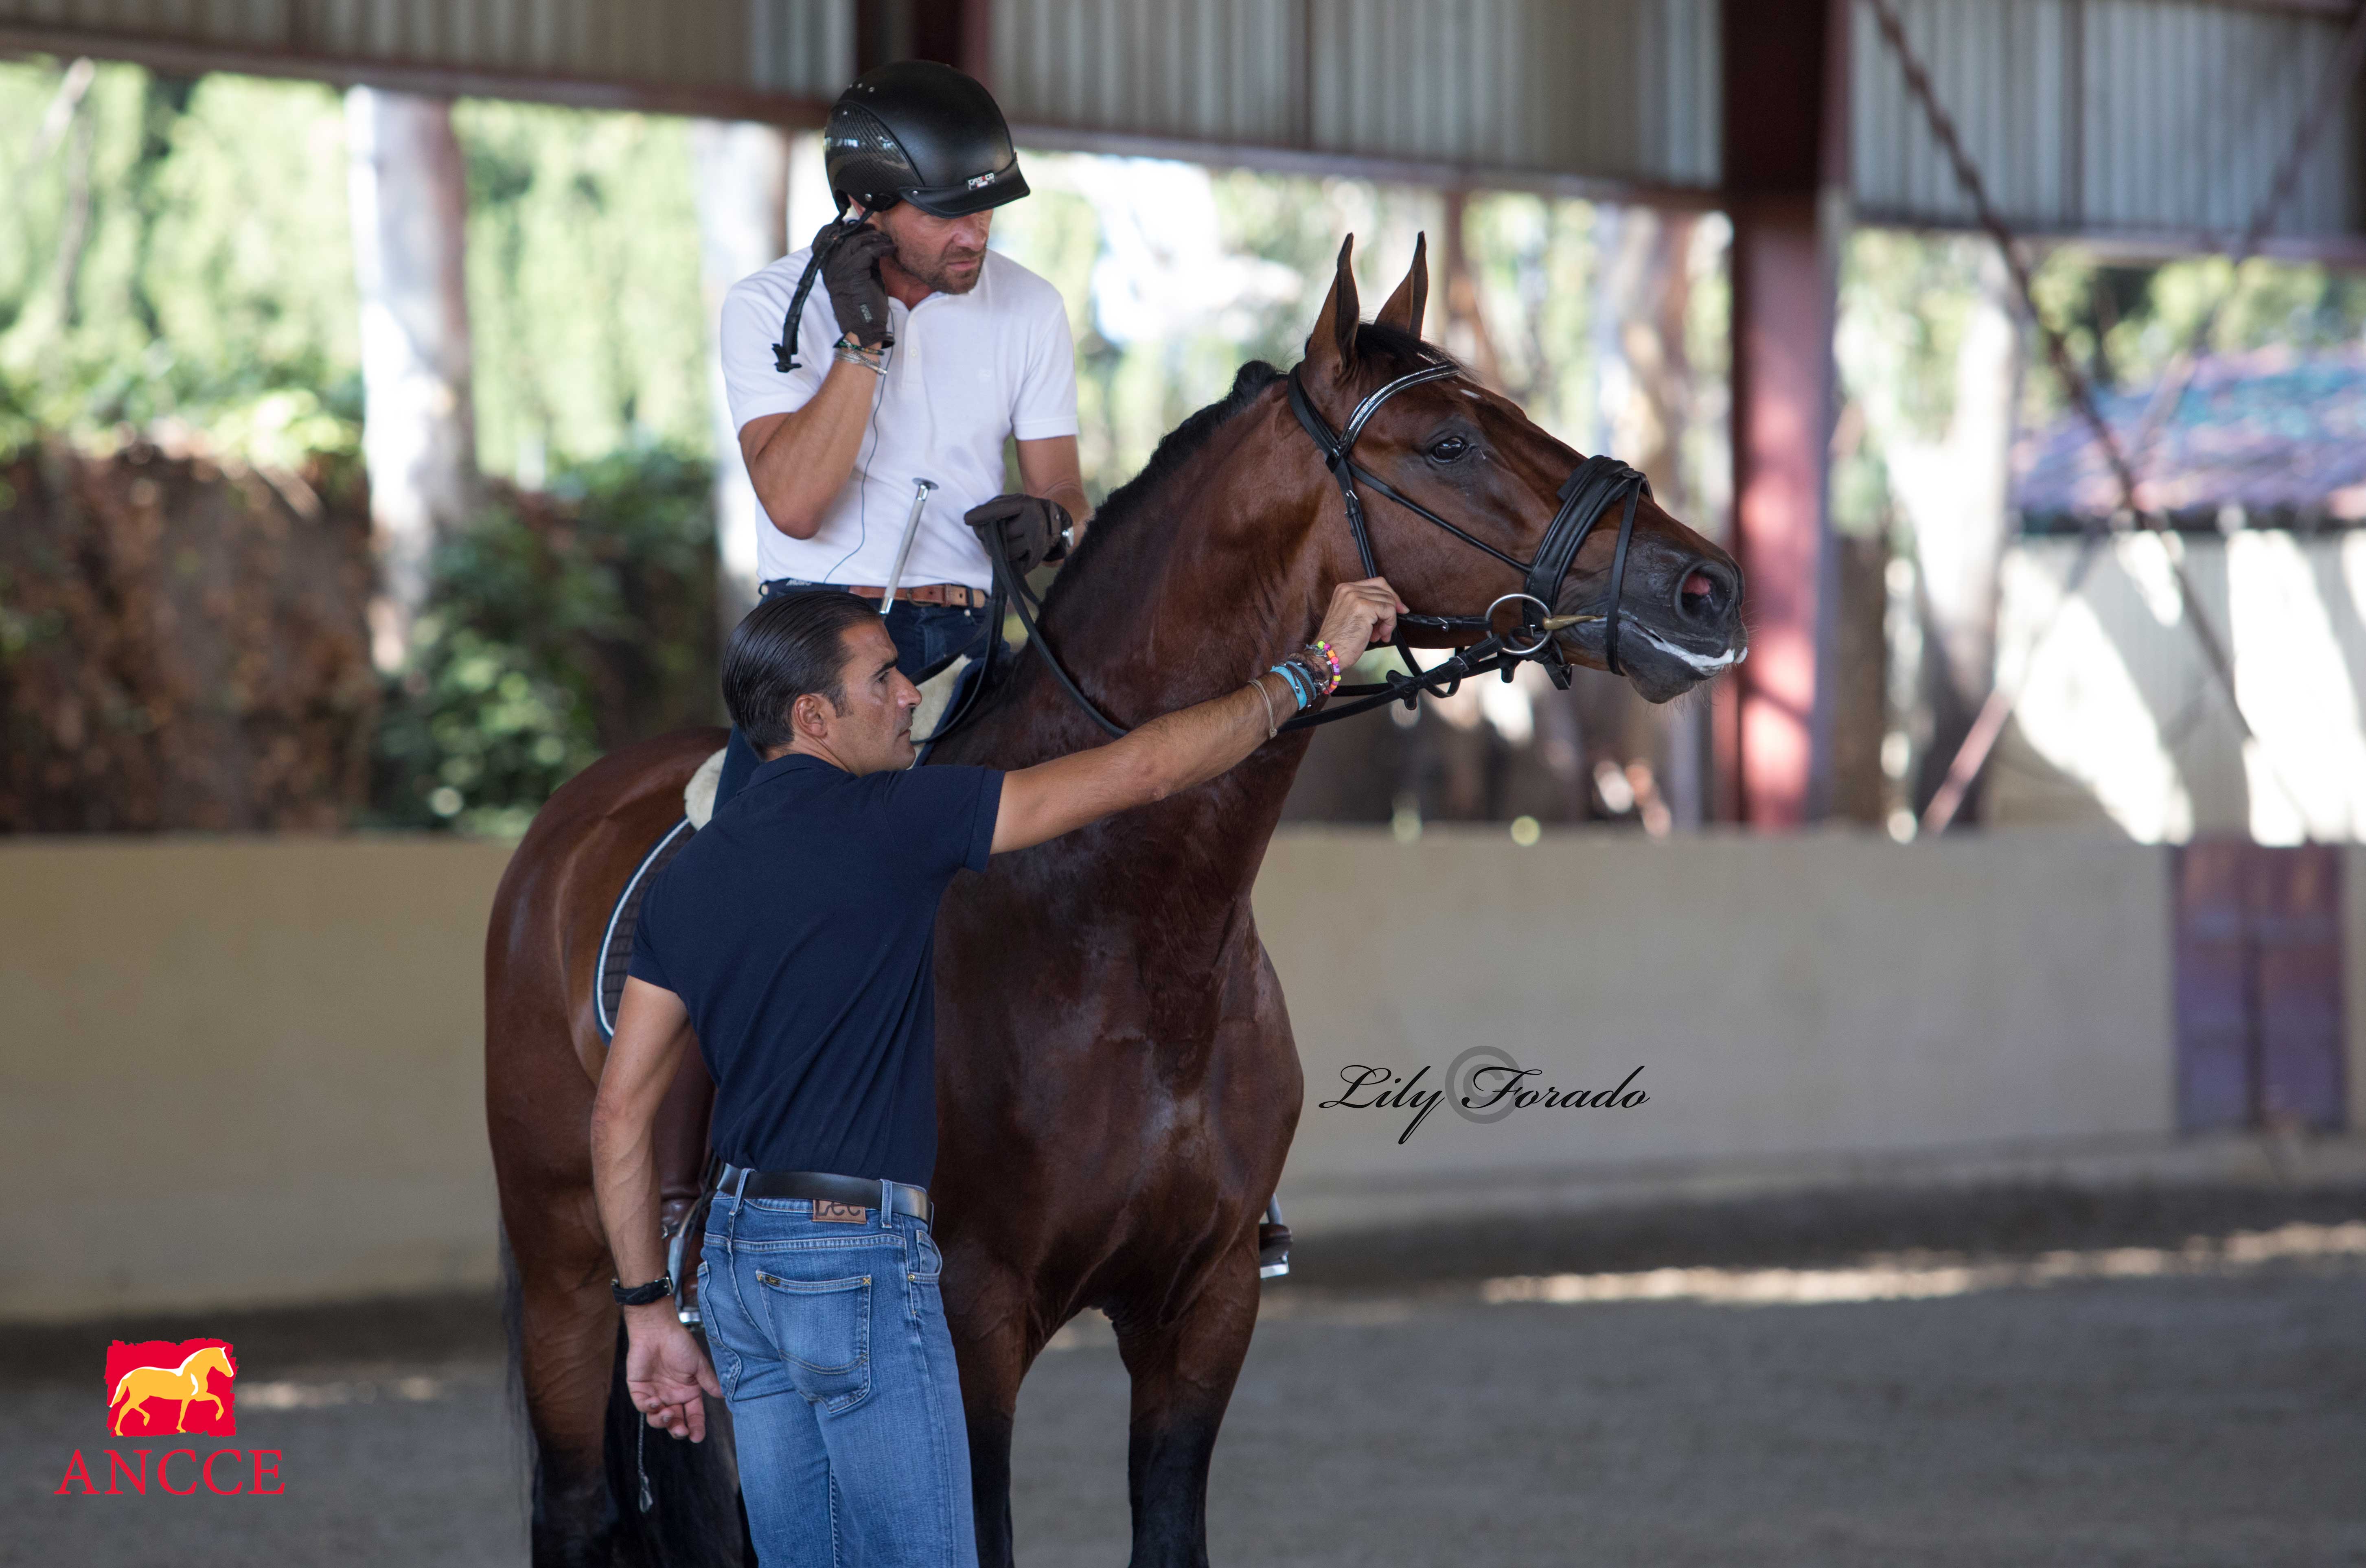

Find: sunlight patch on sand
<box><xmin>1481</xmin><ymin>1221</ymin><xmax>2366</xmax><ymax>1308</ymax></box>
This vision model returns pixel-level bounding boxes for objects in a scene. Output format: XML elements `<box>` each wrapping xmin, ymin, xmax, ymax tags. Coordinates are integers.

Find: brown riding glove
<box><xmin>813</xmin><ymin>218</ymin><xmax>898</xmax><ymax>349</ymax></box>
<box><xmin>964</xmin><ymin>494</ymin><xmax>1074</xmax><ymax>578</ymax></box>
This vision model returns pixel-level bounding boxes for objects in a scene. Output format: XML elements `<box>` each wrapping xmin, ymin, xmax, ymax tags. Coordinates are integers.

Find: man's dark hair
<box><xmin>722</xmin><ymin>591</ymin><xmax>882</xmax><ymax>751</ymax></box>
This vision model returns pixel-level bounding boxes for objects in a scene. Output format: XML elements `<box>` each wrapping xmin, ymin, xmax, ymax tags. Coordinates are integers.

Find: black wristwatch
<box><xmin>611</xmin><ymin>1274</ymin><xmax>675</xmax><ymax>1307</ymax></box>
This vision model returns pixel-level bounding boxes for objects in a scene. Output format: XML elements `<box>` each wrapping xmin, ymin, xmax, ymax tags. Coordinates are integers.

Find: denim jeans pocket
<box><xmin>753</xmin><ymin>1269</ymin><xmax>873</xmax><ymax>1412</ymax></box>
<box><xmin>909</xmin><ymin>1227</ymin><xmax>943</xmax><ymax>1284</ymax></box>
<box><xmin>696</xmin><ymin>1257</ymin><xmax>742</xmax><ymax>1399</ymax></box>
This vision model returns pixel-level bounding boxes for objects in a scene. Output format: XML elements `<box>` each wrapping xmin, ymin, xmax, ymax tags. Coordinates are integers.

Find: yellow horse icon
<box><xmin>109</xmin><ymin>1345</ymin><xmax>236</xmax><ymax>1435</ymax></box>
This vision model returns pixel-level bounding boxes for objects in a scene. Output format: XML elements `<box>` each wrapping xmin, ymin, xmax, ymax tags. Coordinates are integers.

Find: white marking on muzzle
<box><xmin>1630</xmin><ymin>623</ymin><xmax>1746</xmax><ymax>674</ymax></box>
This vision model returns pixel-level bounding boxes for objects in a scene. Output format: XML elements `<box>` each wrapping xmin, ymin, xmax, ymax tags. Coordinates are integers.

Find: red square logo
<box><xmin>105</xmin><ymin>1339</ymin><xmax>238</xmax><ymax>1438</ymax></box>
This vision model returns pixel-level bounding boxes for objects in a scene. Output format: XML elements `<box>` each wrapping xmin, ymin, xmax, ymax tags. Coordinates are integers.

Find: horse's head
<box><xmin>1296</xmin><ymin>236</ymin><xmax>1745</xmax><ymax>703</ymax></box>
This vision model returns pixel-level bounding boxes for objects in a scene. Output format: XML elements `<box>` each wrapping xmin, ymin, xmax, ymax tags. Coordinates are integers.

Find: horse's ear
<box><xmin>1307</xmin><ymin>234</ymin><xmax>1360</xmax><ymax>375</ymax></box>
<box><xmin>1376</xmin><ymin>232</ymin><xmax>1428</xmax><ymax>340</ymax></box>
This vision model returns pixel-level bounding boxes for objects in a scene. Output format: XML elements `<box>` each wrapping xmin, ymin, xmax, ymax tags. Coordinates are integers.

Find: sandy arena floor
<box><xmin>9</xmin><ymin>1183</ymin><xmax>2364</xmax><ymax>1568</ymax></box>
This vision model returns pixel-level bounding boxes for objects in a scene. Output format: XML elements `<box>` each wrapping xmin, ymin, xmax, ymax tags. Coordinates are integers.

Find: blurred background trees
<box><xmin>7</xmin><ymin>55</ymin><xmax>2364</xmax><ymax>837</ymax></box>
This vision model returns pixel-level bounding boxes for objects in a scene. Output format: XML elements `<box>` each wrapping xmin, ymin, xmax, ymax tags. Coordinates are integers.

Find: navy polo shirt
<box><xmin>628</xmin><ymin>751</ymin><xmax>1003</xmax><ymax>1188</ymax></box>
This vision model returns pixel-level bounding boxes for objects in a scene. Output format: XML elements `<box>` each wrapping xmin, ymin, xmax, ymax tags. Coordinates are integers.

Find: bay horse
<box><xmin>486</xmin><ymin>237</ymin><xmax>1746</xmax><ymax>1567</ymax></box>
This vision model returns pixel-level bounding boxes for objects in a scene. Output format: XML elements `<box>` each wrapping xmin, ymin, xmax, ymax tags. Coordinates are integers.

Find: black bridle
<box><xmin>935</xmin><ymin>357</ymin><xmax>1652</xmax><ymax>744</ymax></box>
<box><xmin>1284</xmin><ymin>360</ymin><xmax>1649</xmax><ymax>682</ymax></box>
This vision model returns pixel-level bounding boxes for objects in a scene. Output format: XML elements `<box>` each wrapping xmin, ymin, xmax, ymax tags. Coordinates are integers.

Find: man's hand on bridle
<box><xmin>966</xmin><ymin>493</ymin><xmax>1075</xmax><ymax>578</ymax></box>
<box><xmin>1314</xmin><ymin>577</ymin><xmax>1406</xmax><ymax>670</ymax></box>
<box><xmin>813</xmin><ymin>215</ymin><xmax>897</xmax><ymax>350</ymax></box>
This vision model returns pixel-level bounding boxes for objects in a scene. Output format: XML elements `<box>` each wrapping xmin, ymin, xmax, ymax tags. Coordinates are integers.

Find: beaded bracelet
<box><xmin>1305</xmin><ymin>638</ymin><xmax>1343</xmax><ymax>692</ymax></box>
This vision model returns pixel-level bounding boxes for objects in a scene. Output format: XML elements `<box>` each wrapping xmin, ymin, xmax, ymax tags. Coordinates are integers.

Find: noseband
<box><xmin>1285</xmin><ymin>361</ymin><xmax>1649</xmax><ymax>680</ymax></box>
<box><xmin>950</xmin><ymin>357</ymin><xmax>1655</xmax><ymax>745</ymax></box>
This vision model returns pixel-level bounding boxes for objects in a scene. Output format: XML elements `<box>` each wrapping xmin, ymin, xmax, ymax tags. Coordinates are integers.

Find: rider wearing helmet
<box><xmin>712</xmin><ymin>60</ymin><xmax>1087</xmax><ymax>810</ymax></box>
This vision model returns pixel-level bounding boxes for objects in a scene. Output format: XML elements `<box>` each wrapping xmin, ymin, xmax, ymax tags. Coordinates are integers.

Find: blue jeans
<box><xmin>698</xmin><ymin>1185</ymin><xmax>976</xmax><ymax>1568</ymax></box>
<box><xmin>715</xmin><ymin>578</ymin><xmax>1001</xmax><ymax>812</ymax></box>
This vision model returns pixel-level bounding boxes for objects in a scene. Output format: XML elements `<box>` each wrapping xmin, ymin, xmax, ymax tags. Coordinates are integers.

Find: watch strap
<box><xmin>611</xmin><ymin>1274</ymin><xmax>675</xmax><ymax>1307</ymax></box>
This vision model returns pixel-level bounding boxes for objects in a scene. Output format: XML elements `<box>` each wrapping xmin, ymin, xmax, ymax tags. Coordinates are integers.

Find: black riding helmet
<box><xmin>776</xmin><ymin>62</ymin><xmax>1028</xmax><ymax>372</ymax></box>
<box><xmin>824</xmin><ymin>61</ymin><xmax>1029</xmax><ymax>217</ymax></box>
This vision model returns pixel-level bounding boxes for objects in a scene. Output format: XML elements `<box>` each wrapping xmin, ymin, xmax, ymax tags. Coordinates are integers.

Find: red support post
<box><xmin>1718</xmin><ymin>0</ymin><xmax>1848</xmax><ymax>826</ymax></box>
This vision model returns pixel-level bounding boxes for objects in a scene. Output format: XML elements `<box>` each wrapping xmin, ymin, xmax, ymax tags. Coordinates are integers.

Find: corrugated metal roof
<box><xmin>990</xmin><ymin>0</ymin><xmax>1718</xmax><ymax>186</ymax></box>
<box><xmin>0</xmin><ymin>0</ymin><xmax>2357</xmax><ymax>234</ymax></box>
<box><xmin>0</xmin><ymin>0</ymin><xmax>854</xmax><ymax>105</ymax></box>
<box><xmin>1853</xmin><ymin>0</ymin><xmax>2362</xmax><ymax>238</ymax></box>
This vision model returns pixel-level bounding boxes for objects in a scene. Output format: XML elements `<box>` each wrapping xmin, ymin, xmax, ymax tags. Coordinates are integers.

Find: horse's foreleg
<box><xmin>1113</xmin><ymin>1244</ymin><xmax>1261</xmax><ymax>1568</ymax></box>
<box><xmin>945</xmin><ymin>1257</ymin><xmax>1036</xmax><ymax>1568</ymax></box>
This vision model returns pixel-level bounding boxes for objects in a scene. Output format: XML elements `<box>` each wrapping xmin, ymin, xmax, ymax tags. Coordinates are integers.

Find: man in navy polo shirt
<box><xmin>589</xmin><ymin>577</ymin><xmax>1400</xmax><ymax>1567</ymax></box>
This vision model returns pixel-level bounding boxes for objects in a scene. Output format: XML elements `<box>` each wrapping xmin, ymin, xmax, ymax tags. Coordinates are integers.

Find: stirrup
<box><xmin>1258</xmin><ymin>1195</ymin><xmax>1292</xmax><ymax>1279</ymax></box>
<box><xmin>660</xmin><ymin>1204</ymin><xmax>700</xmax><ymax>1329</ymax></box>
<box><xmin>1257</xmin><ymin>1222</ymin><xmax>1293</xmax><ymax>1279</ymax></box>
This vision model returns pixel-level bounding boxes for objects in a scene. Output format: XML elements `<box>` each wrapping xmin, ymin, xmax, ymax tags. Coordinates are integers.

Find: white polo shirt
<box><xmin>720</xmin><ymin>248</ymin><xmax>1079</xmax><ymax>592</ymax></box>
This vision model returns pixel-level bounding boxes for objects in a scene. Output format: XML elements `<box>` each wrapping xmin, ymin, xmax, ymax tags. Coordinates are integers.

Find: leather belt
<box><xmin>843</xmin><ymin>582</ymin><xmax>990</xmax><ymax>609</ymax></box>
<box><xmin>719</xmin><ymin>1164</ymin><xmax>933</xmax><ymax>1225</ymax></box>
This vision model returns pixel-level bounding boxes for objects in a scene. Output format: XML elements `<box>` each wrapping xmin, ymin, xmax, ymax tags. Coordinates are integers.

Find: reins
<box><xmin>935</xmin><ymin>356</ymin><xmax>1652</xmax><ymax>743</ymax></box>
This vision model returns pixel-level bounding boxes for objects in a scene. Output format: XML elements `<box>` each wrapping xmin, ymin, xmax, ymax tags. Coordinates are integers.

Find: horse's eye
<box><xmin>1427</xmin><ymin>435</ymin><xmax>1471</xmax><ymax>462</ymax></box>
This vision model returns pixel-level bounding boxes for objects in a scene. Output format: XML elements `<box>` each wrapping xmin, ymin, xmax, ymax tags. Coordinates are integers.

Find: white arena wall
<box><xmin>3</xmin><ymin>830</ymin><xmax>2361</xmax><ymax>1323</ymax></box>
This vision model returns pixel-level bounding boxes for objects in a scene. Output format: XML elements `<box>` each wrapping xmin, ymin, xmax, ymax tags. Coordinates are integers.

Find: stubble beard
<box><xmin>898</xmin><ymin>237</ymin><xmax>985</xmax><ymax>296</ymax></box>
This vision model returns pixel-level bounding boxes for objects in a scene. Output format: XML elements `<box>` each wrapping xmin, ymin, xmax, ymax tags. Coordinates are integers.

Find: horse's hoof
<box><xmin>1257</xmin><ymin>1222</ymin><xmax>1293</xmax><ymax>1279</ymax></box>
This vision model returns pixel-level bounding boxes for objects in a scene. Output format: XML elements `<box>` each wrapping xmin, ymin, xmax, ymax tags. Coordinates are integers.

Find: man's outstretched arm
<box><xmin>990</xmin><ymin>577</ymin><xmax>1401</xmax><ymax>855</ymax></box>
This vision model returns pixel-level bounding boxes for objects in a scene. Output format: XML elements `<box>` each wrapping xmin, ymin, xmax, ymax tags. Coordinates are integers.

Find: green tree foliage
<box><xmin>0</xmin><ymin>61</ymin><xmax>361</xmax><ymax>456</ymax></box>
<box><xmin>454</xmin><ymin>98</ymin><xmax>712</xmax><ymax>477</ymax></box>
<box><xmin>0</xmin><ymin>61</ymin><xmax>725</xmax><ymax>834</ymax></box>
<box><xmin>373</xmin><ymin>445</ymin><xmax>717</xmax><ymax>837</ymax></box>
<box><xmin>2024</xmin><ymin>249</ymin><xmax>2366</xmax><ymax>410</ymax></box>
<box><xmin>0</xmin><ymin>60</ymin><xmax>715</xmax><ymax>481</ymax></box>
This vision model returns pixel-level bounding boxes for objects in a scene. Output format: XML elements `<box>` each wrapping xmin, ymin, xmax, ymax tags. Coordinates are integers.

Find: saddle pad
<box><xmin>594</xmin><ymin>817</ymin><xmax>696</xmax><ymax>1042</ymax></box>
<box><xmin>684</xmin><ymin>746</ymin><xmax>726</xmax><ymax>830</ymax></box>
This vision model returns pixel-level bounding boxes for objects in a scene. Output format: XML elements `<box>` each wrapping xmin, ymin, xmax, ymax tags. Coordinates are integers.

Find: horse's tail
<box><xmin>498</xmin><ymin>1231</ymin><xmax>535</xmax><ymax>1520</ymax></box>
<box><xmin>500</xmin><ymin>1229</ymin><xmax>743</xmax><ymax>1565</ymax></box>
<box><xmin>600</xmin><ymin>1320</ymin><xmax>749</xmax><ymax>1568</ymax></box>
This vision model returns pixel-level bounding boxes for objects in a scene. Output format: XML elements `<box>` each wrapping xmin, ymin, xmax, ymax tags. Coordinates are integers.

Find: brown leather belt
<box><xmin>843</xmin><ymin>583</ymin><xmax>990</xmax><ymax>609</ymax></box>
<box><xmin>718</xmin><ymin>1164</ymin><xmax>933</xmax><ymax>1225</ymax></box>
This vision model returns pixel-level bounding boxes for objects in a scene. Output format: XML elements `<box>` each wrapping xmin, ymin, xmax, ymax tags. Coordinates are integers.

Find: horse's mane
<box><xmin>1047</xmin><ymin>359</ymin><xmax>1282</xmax><ymax>592</ymax></box>
<box><xmin>1047</xmin><ymin>322</ymin><xmax>1451</xmax><ymax>599</ymax></box>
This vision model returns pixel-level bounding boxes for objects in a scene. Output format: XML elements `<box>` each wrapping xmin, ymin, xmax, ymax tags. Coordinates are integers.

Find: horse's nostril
<box><xmin>1676</xmin><ymin>560</ymin><xmax>1735</xmax><ymax>622</ymax></box>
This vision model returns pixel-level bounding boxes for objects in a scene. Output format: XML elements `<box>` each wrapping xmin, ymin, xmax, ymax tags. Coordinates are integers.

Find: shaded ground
<box><xmin>9</xmin><ymin>1180</ymin><xmax>2364</xmax><ymax>1567</ymax></box>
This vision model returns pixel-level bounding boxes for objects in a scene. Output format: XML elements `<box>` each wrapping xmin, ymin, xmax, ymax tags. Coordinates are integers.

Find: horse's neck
<box><xmin>976</xmin><ymin>400</ymin><xmax>1333</xmax><ymax>893</ymax></box>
